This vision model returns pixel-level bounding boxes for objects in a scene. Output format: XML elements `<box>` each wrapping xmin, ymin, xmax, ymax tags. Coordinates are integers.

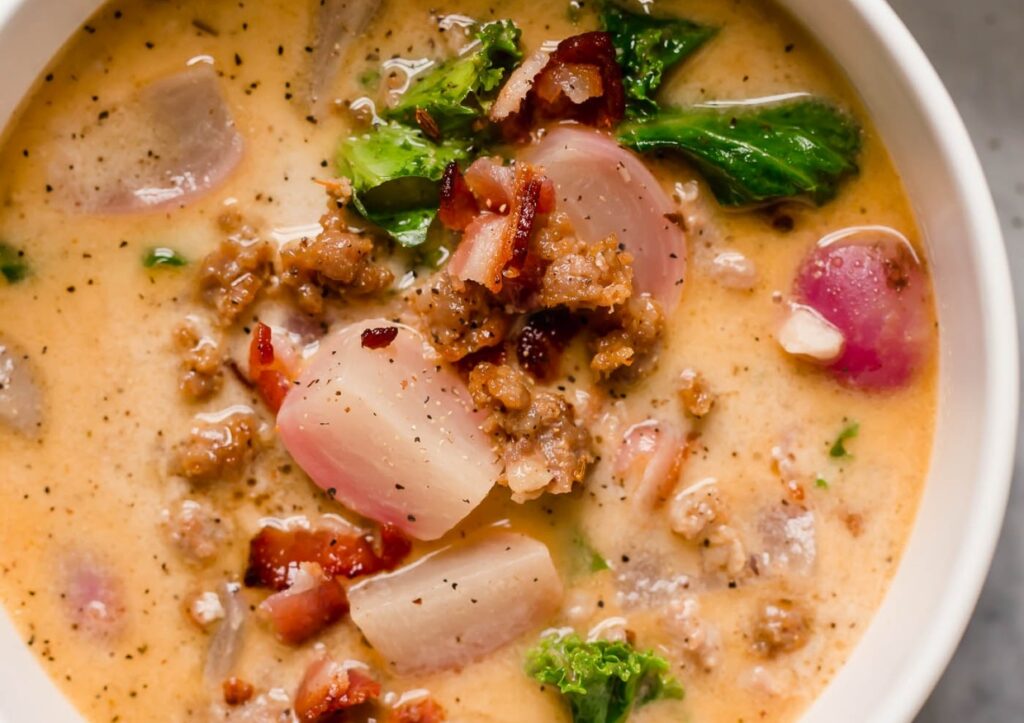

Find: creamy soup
<box><xmin>0</xmin><ymin>0</ymin><xmax>937</xmax><ymax>721</ymax></box>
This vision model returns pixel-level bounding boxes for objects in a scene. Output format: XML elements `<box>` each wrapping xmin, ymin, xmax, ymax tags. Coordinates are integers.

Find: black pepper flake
<box><xmin>785</xmin><ymin>43</ymin><xmax>795</xmax><ymax>52</ymax></box>
<box><xmin>234</xmin><ymin>53</ymin><xmax>243</xmax><ymax>66</ymax></box>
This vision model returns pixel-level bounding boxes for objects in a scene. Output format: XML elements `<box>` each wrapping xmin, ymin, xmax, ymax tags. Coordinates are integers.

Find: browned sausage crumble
<box><xmin>170</xmin><ymin>410</ymin><xmax>262</xmax><ymax>483</ymax></box>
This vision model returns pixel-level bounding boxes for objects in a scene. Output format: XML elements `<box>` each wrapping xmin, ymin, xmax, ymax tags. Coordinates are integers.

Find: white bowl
<box><xmin>0</xmin><ymin>0</ymin><xmax>1016</xmax><ymax>721</ymax></box>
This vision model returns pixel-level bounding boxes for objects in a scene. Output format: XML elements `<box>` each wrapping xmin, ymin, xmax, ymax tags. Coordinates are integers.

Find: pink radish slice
<box><xmin>615</xmin><ymin>419</ymin><xmax>687</xmax><ymax>508</ymax></box>
<box><xmin>60</xmin><ymin>554</ymin><xmax>126</xmax><ymax>638</ymax></box>
<box><xmin>521</xmin><ymin>126</ymin><xmax>686</xmax><ymax>309</ymax></box>
<box><xmin>794</xmin><ymin>228</ymin><xmax>933</xmax><ymax>389</ymax></box>
<box><xmin>0</xmin><ymin>338</ymin><xmax>43</xmax><ymax>437</ymax></box>
<box><xmin>348</xmin><ymin>531</ymin><xmax>562</xmax><ymax>674</ymax></box>
<box><xmin>277</xmin><ymin>320</ymin><xmax>499</xmax><ymax>541</ymax></box>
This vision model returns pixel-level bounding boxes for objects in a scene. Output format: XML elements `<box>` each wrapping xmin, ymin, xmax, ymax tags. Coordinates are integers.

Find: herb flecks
<box><xmin>829</xmin><ymin>421</ymin><xmax>860</xmax><ymax>458</ymax></box>
<box><xmin>143</xmin><ymin>247</ymin><xmax>188</xmax><ymax>268</ymax></box>
<box><xmin>0</xmin><ymin>242</ymin><xmax>30</xmax><ymax>283</ymax></box>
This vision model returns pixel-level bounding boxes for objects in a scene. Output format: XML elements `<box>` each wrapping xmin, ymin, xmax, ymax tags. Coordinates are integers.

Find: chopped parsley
<box><xmin>143</xmin><ymin>246</ymin><xmax>188</xmax><ymax>268</ymax></box>
<box><xmin>0</xmin><ymin>242</ymin><xmax>30</xmax><ymax>283</ymax></box>
<box><xmin>829</xmin><ymin>421</ymin><xmax>860</xmax><ymax>458</ymax></box>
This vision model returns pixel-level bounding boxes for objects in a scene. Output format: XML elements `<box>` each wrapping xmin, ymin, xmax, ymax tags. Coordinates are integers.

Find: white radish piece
<box><xmin>777</xmin><ymin>304</ymin><xmax>846</xmax><ymax>363</ymax></box>
<box><xmin>521</xmin><ymin>126</ymin><xmax>687</xmax><ymax>309</ymax></box>
<box><xmin>0</xmin><ymin>338</ymin><xmax>42</xmax><ymax>437</ymax></box>
<box><xmin>348</xmin><ymin>532</ymin><xmax>562</xmax><ymax>674</ymax></box>
<box><xmin>277</xmin><ymin>320</ymin><xmax>500</xmax><ymax>541</ymax></box>
<box><xmin>309</xmin><ymin>0</ymin><xmax>382</xmax><ymax>107</ymax></box>
<box><xmin>57</xmin><ymin>66</ymin><xmax>243</xmax><ymax>213</ymax></box>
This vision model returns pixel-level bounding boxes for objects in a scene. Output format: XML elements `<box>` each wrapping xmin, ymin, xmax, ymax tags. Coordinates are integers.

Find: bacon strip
<box><xmin>248</xmin><ymin>322</ymin><xmax>292</xmax><ymax>413</ymax></box>
<box><xmin>516</xmin><ymin>309</ymin><xmax>581</xmax><ymax>381</ymax></box>
<box><xmin>244</xmin><ymin>523</ymin><xmax>411</xmax><ymax>591</ymax></box>
<box><xmin>438</xmin><ymin>162</ymin><xmax>479</xmax><ymax>231</ymax></box>
<box><xmin>295</xmin><ymin>659</ymin><xmax>380</xmax><ymax>722</ymax></box>
<box><xmin>496</xmin><ymin>31</ymin><xmax>625</xmax><ymax>139</ymax></box>
<box><xmin>257</xmin><ymin>565</ymin><xmax>350</xmax><ymax>645</ymax></box>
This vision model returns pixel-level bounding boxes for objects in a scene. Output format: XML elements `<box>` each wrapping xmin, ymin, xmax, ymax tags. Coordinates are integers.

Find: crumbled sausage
<box><xmin>669</xmin><ymin>483</ymin><xmax>724</xmax><ymax>541</ymax></box>
<box><xmin>393</xmin><ymin>696</ymin><xmax>447</xmax><ymax>723</ymax></box>
<box><xmin>678</xmin><ymin>368</ymin><xmax>715</xmax><ymax>418</ymax></box>
<box><xmin>701</xmin><ymin>524</ymin><xmax>748</xmax><ymax>579</ymax></box>
<box><xmin>409</xmin><ymin>272</ymin><xmax>511</xmax><ymax>362</ymax></box>
<box><xmin>662</xmin><ymin>596</ymin><xmax>721</xmax><ymax>672</ymax></box>
<box><xmin>751</xmin><ymin>599</ymin><xmax>812</xmax><ymax>657</ymax></box>
<box><xmin>171</xmin><ymin>410</ymin><xmax>261</xmax><ymax>483</ymax></box>
<box><xmin>280</xmin><ymin>194</ymin><xmax>393</xmax><ymax>315</ymax></box>
<box><xmin>590</xmin><ymin>293</ymin><xmax>665</xmax><ymax>377</ymax></box>
<box><xmin>162</xmin><ymin>499</ymin><xmax>230</xmax><ymax>562</ymax></box>
<box><xmin>469</xmin><ymin>362</ymin><xmax>593</xmax><ymax>502</ymax></box>
<box><xmin>536</xmin><ymin>234</ymin><xmax>633</xmax><ymax>311</ymax></box>
<box><xmin>173</xmin><ymin>319</ymin><xmax>223</xmax><ymax>401</ymax></box>
<box><xmin>198</xmin><ymin>236</ymin><xmax>275</xmax><ymax>325</ymax></box>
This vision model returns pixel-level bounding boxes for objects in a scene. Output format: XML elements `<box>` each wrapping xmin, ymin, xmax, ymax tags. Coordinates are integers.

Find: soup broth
<box><xmin>0</xmin><ymin>0</ymin><xmax>937</xmax><ymax>721</ymax></box>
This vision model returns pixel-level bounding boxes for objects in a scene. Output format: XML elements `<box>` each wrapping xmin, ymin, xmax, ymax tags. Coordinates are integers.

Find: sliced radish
<box><xmin>348</xmin><ymin>531</ymin><xmax>562</xmax><ymax>674</ymax></box>
<box><xmin>277</xmin><ymin>321</ymin><xmax>499</xmax><ymax>541</ymax></box>
<box><xmin>521</xmin><ymin>126</ymin><xmax>686</xmax><ymax>308</ymax></box>
<box><xmin>615</xmin><ymin>419</ymin><xmax>688</xmax><ymax>508</ymax></box>
<box><xmin>794</xmin><ymin>228</ymin><xmax>933</xmax><ymax>388</ymax></box>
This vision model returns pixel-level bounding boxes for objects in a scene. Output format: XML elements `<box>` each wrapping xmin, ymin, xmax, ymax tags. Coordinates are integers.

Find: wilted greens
<box><xmin>385</xmin><ymin>19</ymin><xmax>523</xmax><ymax>137</ymax></box>
<box><xmin>618</xmin><ymin>99</ymin><xmax>862</xmax><ymax>205</ymax></box>
<box><xmin>337</xmin><ymin>122</ymin><xmax>472</xmax><ymax>245</ymax></box>
<box><xmin>600</xmin><ymin>2</ymin><xmax>716</xmax><ymax>116</ymax></box>
<box><xmin>526</xmin><ymin>633</ymin><xmax>682</xmax><ymax>723</ymax></box>
<box><xmin>0</xmin><ymin>242</ymin><xmax>29</xmax><ymax>283</ymax></box>
<box><xmin>143</xmin><ymin>246</ymin><xmax>188</xmax><ymax>268</ymax></box>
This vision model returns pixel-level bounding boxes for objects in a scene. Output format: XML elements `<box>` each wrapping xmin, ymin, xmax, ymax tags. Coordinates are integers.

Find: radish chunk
<box><xmin>277</xmin><ymin>321</ymin><xmax>499</xmax><ymax>540</ymax></box>
<box><xmin>521</xmin><ymin>126</ymin><xmax>686</xmax><ymax>309</ymax></box>
<box><xmin>794</xmin><ymin>229</ymin><xmax>933</xmax><ymax>388</ymax></box>
<box><xmin>777</xmin><ymin>305</ymin><xmax>845</xmax><ymax>363</ymax></box>
<box><xmin>348</xmin><ymin>532</ymin><xmax>563</xmax><ymax>674</ymax></box>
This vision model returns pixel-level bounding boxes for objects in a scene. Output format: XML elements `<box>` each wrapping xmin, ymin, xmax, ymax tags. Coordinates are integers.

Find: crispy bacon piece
<box><xmin>449</xmin><ymin>164</ymin><xmax>551</xmax><ymax>293</ymax></box>
<box><xmin>248</xmin><ymin>322</ymin><xmax>292</xmax><ymax>413</ymax></box>
<box><xmin>516</xmin><ymin>309</ymin><xmax>580</xmax><ymax>381</ymax></box>
<box><xmin>222</xmin><ymin>677</ymin><xmax>255</xmax><ymax>706</ymax></box>
<box><xmin>464</xmin><ymin>157</ymin><xmax>515</xmax><ymax>211</ymax></box>
<box><xmin>257</xmin><ymin>564</ymin><xmax>350</xmax><ymax>645</ymax></box>
<box><xmin>497</xmin><ymin>31</ymin><xmax>624</xmax><ymax>138</ymax></box>
<box><xmin>360</xmin><ymin>326</ymin><xmax>399</xmax><ymax>349</ymax></box>
<box><xmin>244</xmin><ymin>523</ymin><xmax>411</xmax><ymax>591</ymax></box>
<box><xmin>439</xmin><ymin>162</ymin><xmax>479</xmax><ymax>231</ymax></box>
<box><xmin>393</xmin><ymin>696</ymin><xmax>447</xmax><ymax>722</ymax></box>
<box><xmin>294</xmin><ymin>659</ymin><xmax>380</xmax><ymax>722</ymax></box>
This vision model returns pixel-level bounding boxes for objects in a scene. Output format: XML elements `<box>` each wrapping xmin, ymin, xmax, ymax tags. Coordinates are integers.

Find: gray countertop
<box><xmin>886</xmin><ymin>0</ymin><xmax>1024</xmax><ymax>720</ymax></box>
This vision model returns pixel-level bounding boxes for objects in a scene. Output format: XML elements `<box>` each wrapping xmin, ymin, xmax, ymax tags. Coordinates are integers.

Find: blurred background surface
<box><xmin>886</xmin><ymin>0</ymin><xmax>1024</xmax><ymax>720</ymax></box>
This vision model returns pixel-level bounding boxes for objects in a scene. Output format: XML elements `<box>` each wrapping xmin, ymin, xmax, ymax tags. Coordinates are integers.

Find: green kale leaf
<box><xmin>337</xmin><ymin>122</ymin><xmax>471</xmax><ymax>246</ymax></box>
<box><xmin>385</xmin><ymin>19</ymin><xmax>523</xmax><ymax>137</ymax></box>
<box><xmin>829</xmin><ymin>421</ymin><xmax>860</xmax><ymax>458</ymax></box>
<box><xmin>0</xmin><ymin>242</ymin><xmax>29</xmax><ymax>283</ymax></box>
<box><xmin>526</xmin><ymin>633</ymin><xmax>683</xmax><ymax>723</ymax></box>
<box><xmin>143</xmin><ymin>246</ymin><xmax>188</xmax><ymax>268</ymax></box>
<box><xmin>617</xmin><ymin>98</ymin><xmax>862</xmax><ymax>206</ymax></box>
<box><xmin>600</xmin><ymin>2</ymin><xmax>717</xmax><ymax>116</ymax></box>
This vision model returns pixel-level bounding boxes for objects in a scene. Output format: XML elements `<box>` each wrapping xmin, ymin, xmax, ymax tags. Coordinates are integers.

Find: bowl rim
<box><xmin>0</xmin><ymin>0</ymin><xmax>1017</xmax><ymax>721</ymax></box>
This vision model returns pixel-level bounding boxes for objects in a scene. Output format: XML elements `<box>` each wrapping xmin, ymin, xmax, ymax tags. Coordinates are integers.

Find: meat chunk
<box><xmin>590</xmin><ymin>293</ymin><xmax>665</xmax><ymax>377</ymax></box>
<box><xmin>662</xmin><ymin>596</ymin><xmax>721</xmax><ymax>672</ymax></box>
<box><xmin>244</xmin><ymin>520</ymin><xmax>411</xmax><ymax>591</ymax></box>
<box><xmin>173</xmin><ymin>318</ymin><xmax>224</xmax><ymax>401</ymax></box>
<box><xmin>257</xmin><ymin>563</ymin><xmax>350</xmax><ymax>645</ymax></box>
<box><xmin>162</xmin><ymin>498</ymin><xmax>230</xmax><ymax>563</ymax></box>
<box><xmin>198</xmin><ymin>237</ymin><xmax>275</xmax><ymax>325</ymax></box>
<box><xmin>678</xmin><ymin>369</ymin><xmax>715</xmax><ymax>419</ymax></box>
<box><xmin>280</xmin><ymin>192</ymin><xmax>393</xmax><ymax>315</ymax></box>
<box><xmin>294</xmin><ymin>659</ymin><xmax>380</xmax><ymax>722</ymax></box>
<box><xmin>750</xmin><ymin>599</ymin><xmax>812</xmax><ymax>657</ymax></box>
<box><xmin>409</xmin><ymin>272</ymin><xmax>510</xmax><ymax>362</ymax></box>
<box><xmin>536</xmin><ymin>234</ymin><xmax>633</xmax><ymax>311</ymax></box>
<box><xmin>223</xmin><ymin>678</ymin><xmax>256</xmax><ymax>706</ymax></box>
<box><xmin>668</xmin><ymin>481</ymin><xmax>723</xmax><ymax>541</ymax></box>
<box><xmin>701</xmin><ymin>524</ymin><xmax>748</xmax><ymax>579</ymax></box>
<box><xmin>393</xmin><ymin>697</ymin><xmax>447</xmax><ymax>722</ymax></box>
<box><xmin>469</xmin><ymin>362</ymin><xmax>593</xmax><ymax>501</ymax></box>
<box><xmin>171</xmin><ymin>409</ymin><xmax>262</xmax><ymax>483</ymax></box>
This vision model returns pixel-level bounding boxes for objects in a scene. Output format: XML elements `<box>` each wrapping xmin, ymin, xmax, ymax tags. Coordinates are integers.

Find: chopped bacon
<box><xmin>449</xmin><ymin>165</ymin><xmax>549</xmax><ymax>293</ymax></box>
<box><xmin>497</xmin><ymin>31</ymin><xmax>624</xmax><ymax>138</ymax></box>
<box><xmin>244</xmin><ymin>523</ymin><xmax>412</xmax><ymax>591</ymax></box>
<box><xmin>464</xmin><ymin>157</ymin><xmax>516</xmax><ymax>211</ymax></box>
<box><xmin>393</xmin><ymin>696</ymin><xmax>447</xmax><ymax>723</ymax></box>
<box><xmin>516</xmin><ymin>309</ymin><xmax>581</xmax><ymax>381</ymax></box>
<box><xmin>222</xmin><ymin>677</ymin><xmax>255</xmax><ymax>706</ymax></box>
<box><xmin>360</xmin><ymin>326</ymin><xmax>399</xmax><ymax>350</ymax></box>
<box><xmin>257</xmin><ymin>564</ymin><xmax>350</xmax><ymax>645</ymax></box>
<box><xmin>439</xmin><ymin>162</ymin><xmax>480</xmax><ymax>230</ymax></box>
<box><xmin>248</xmin><ymin>322</ymin><xmax>292</xmax><ymax>413</ymax></box>
<box><xmin>294</xmin><ymin>659</ymin><xmax>380</xmax><ymax>722</ymax></box>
